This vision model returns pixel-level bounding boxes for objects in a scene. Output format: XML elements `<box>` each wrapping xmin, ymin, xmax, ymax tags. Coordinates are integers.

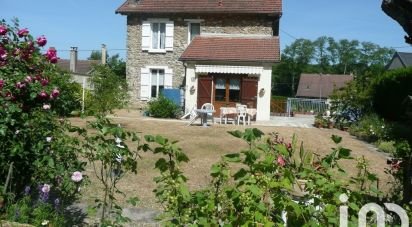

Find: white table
<box><xmin>220</xmin><ymin>107</ymin><xmax>257</xmax><ymax>125</ymax></box>
<box><xmin>195</xmin><ymin>109</ymin><xmax>216</xmax><ymax>127</ymax></box>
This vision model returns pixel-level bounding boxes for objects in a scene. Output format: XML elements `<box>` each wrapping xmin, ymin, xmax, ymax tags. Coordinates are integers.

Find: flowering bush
<box><xmin>0</xmin><ymin>19</ymin><xmax>86</xmax><ymax>225</ymax></box>
<box><xmin>147</xmin><ymin>129</ymin><xmax>381</xmax><ymax>226</ymax></box>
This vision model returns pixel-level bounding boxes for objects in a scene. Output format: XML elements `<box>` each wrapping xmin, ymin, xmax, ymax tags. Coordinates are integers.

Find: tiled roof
<box><xmin>179</xmin><ymin>36</ymin><xmax>280</xmax><ymax>63</ymax></box>
<box><xmin>397</xmin><ymin>52</ymin><xmax>412</xmax><ymax>67</ymax></box>
<box><xmin>295</xmin><ymin>74</ymin><xmax>354</xmax><ymax>98</ymax></box>
<box><xmin>56</xmin><ymin>59</ymin><xmax>99</xmax><ymax>75</ymax></box>
<box><xmin>116</xmin><ymin>0</ymin><xmax>282</xmax><ymax>15</ymax></box>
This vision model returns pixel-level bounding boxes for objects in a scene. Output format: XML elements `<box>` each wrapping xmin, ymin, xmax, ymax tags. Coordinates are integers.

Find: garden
<box><xmin>0</xmin><ymin>20</ymin><xmax>411</xmax><ymax>226</ymax></box>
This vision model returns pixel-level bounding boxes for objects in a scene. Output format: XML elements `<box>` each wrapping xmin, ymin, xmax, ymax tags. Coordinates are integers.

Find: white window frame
<box><xmin>142</xmin><ymin>18</ymin><xmax>174</xmax><ymax>53</ymax></box>
<box><xmin>140</xmin><ymin>66</ymin><xmax>173</xmax><ymax>101</ymax></box>
<box><xmin>150</xmin><ymin>68</ymin><xmax>165</xmax><ymax>99</ymax></box>
<box><xmin>185</xmin><ymin>19</ymin><xmax>203</xmax><ymax>44</ymax></box>
<box><xmin>151</xmin><ymin>22</ymin><xmax>166</xmax><ymax>52</ymax></box>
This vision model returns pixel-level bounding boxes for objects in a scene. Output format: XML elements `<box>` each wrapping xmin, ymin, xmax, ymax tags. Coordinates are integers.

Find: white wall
<box><xmin>256</xmin><ymin>65</ymin><xmax>272</xmax><ymax>121</ymax></box>
<box><xmin>184</xmin><ymin>64</ymin><xmax>198</xmax><ymax>112</ymax></box>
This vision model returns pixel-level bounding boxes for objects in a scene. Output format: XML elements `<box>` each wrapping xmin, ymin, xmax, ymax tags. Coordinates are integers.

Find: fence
<box><xmin>270</xmin><ymin>99</ymin><xmax>287</xmax><ymax>116</ymax></box>
<box><xmin>286</xmin><ymin>98</ymin><xmax>328</xmax><ymax>117</ymax></box>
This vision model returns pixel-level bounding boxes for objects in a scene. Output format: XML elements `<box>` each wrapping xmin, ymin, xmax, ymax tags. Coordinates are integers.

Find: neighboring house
<box><xmin>386</xmin><ymin>52</ymin><xmax>412</xmax><ymax>70</ymax></box>
<box><xmin>116</xmin><ymin>0</ymin><xmax>282</xmax><ymax>121</ymax></box>
<box><xmin>56</xmin><ymin>47</ymin><xmax>103</xmax><ymax>89</ymax></box>
<box><xmin>295</xmin><ymin>74</ymin><xmax>353</xmax><ymax>99</ymax></box>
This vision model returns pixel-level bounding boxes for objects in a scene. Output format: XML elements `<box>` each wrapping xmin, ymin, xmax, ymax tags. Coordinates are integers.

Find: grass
<box><xmin>70</xmin><ymin>109</ymin><xmax>392</xmax><ymax>210</ymax></box>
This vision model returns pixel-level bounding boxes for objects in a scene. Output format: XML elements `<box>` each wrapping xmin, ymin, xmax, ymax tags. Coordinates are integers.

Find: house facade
<box><xmin>116</xmin><ymin>0</ymin><xmax>282</xmax><ymax>121</ymax></box>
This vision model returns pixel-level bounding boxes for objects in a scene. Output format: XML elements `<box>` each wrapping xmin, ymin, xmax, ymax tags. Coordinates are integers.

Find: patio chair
<box><xmin>201</xmin><ymin>103</ymin><xmax>215</xmax><ymax>124</ymax></box>
<box><xmin>181</xmin><ymin>105</ymin><xmax>197</xmax><ymax>119</ymax></box>
<box><xmin>236</xmin><ymin>105</ymin><xmax>248</xmax><ymax>126</ymax></box>
<box><xmin>187</xmin><ymin>109</ymin><xmax>200</xmax><ymax>126</ymax></box>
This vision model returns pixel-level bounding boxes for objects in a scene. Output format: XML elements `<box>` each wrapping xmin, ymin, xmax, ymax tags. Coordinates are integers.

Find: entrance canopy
<box><xmin>195</xmin><ymin>65</ymin><xmax>263</xmax><ymax>75</ymax></box>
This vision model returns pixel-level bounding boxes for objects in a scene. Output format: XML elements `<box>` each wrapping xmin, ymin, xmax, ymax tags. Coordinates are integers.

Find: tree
<box><xmin>272</xmin><ymin>37</ymin><xmax>394</xmax><ymax>97</ymax></box>
<box><xmin>382</xmin><ymin>0</ymin><xmax>412</xmax><ymax>44</ymax></box>
<box><xmin>88</xmin><ymin>51</ymin><xmax>126</xmax><ymax>79</ymax></box>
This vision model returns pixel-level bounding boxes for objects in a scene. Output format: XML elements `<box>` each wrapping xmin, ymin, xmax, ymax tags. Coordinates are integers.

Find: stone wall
<box><xmin>126</xmin><ymin>14</ymin><xmax>275</xmax><ymax>106</ymax></box>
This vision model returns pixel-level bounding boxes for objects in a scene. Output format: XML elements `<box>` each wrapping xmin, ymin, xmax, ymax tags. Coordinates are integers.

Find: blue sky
<box><xmin>2</xmin><ymin>0</ymin><xmax>412</xmax><ymax>60</ymax></box>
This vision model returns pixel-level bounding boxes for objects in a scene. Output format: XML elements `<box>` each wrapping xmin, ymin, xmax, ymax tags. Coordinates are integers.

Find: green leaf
<box><xmin>154</xmin><ymin>158</ymin><xmax>168</xmax><ymax>172</ymax></box>
<box><xmin>47</xmin><ymin>158</ymin><xmax>55</xmax><ymax>168</ymax></box>
<box><xmin>224</xmin><ymin>153</ymin><xmax>241</xmax><ymax>162</ymax></box>
<box><xmin>127</xmin><ymin>196</ymin><xmax>140</xmax><ymax>206</ymax></box>
<box><xmin>331</xmin><ymin>135</ymin><xmax>342</xmax><ymax>144</ymax></box>
<box><xmin>144</xmin><ymin>135</ymin><xmax>155</xmax><ymax>142</ymax></box>
<box><xmin>210</xmin><ymin>164</ymin><xmax>221</xmax><ymax>174</ymax></box>
<box><xmin>338</xmin><ymin>148</ymin><xmax>351</xmax><ymax>159</ymax></box>
<box><xmin>228</xmin><ymin>130</ymin><xmax>243</xmax><ymax>138</ymax></box>
<box><xmin>179</xmin><ymin>184</ymin><xmax>191</xmax><ymax>201</ymax></box>
<box><xmin>248</xmin><ymin>184</ymin><xmax>262</xmax><ymax>197</ymax></box>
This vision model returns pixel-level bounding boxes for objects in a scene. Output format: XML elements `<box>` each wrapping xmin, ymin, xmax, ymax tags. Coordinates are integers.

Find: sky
<box><xmin>2</xmin><ymin>0</ymin><xmax>412</xmax><ymax>60</ymax></box>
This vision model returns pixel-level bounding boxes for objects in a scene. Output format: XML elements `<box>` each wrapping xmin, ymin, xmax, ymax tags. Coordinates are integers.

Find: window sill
<box><xmin>148</xmin><ymin>49</ymin><xmax>167</xmax><ymax>54</ymax></box>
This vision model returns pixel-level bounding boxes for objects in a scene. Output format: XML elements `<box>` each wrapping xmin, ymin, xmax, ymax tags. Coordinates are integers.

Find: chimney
<box><xmin>70</xmin><ymin>47</ymin><xmax>78</xmax><ymax>72</ymax></box>
<box><xmin>101</xmin><ymin>44</ymin><xmax>107</xmax><ymax>65</ymax></box>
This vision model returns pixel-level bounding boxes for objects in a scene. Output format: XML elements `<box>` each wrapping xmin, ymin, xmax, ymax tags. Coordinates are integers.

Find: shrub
<box><xmin>372</xmin><ymin>67</ymin><xmax>412</xmax><ymax>121</ymax></box>
<box><xmin>146</xmin><ymin>129</ymin><xmax>380</xmax><ymax>226</ymax></box>
<box><xmin>348</xmin><ymin>113</ymin><xmax>388</xmax><ymax>142</ymax></box>
<box><xmin>0</xmin><ymin>19</ymin><xmax>86</xmax><ymax>225</ymax></box>
<box><xmin>147</xmin><ymin>95</ymin><xmax>180</xmax><ymax>118</ymax></box>
<box><xmin>86</xmin><ymin>64</ymin><xmax>128</xmax><ymax>115</ymax></box>
<box><xmin>377</xmin><ymin>140</ymin><xmax>396</xmax><ymax>153</ymax></box>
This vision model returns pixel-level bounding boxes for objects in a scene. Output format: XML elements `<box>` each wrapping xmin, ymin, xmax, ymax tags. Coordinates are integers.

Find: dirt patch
<box><xmin>71</xmin><ymin>109</ymin><xmax>392</xmax><ymax>209</ymax></box>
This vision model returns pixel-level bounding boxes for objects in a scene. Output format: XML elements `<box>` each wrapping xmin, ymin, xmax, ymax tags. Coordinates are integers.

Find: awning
<box><xmin>195</xmin><ymin>65</ymin><xmax>263</xmax><ymax>75</ymax></box>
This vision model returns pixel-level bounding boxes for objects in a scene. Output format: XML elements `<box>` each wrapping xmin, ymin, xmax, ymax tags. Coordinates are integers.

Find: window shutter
<box><xmin>140</xmin><ymin>68</ymin><xmax>150</xmax><ymax>100</ymax></box>
<box><xmin>165</xmin><ymin>21</ymin><xmax>174</xmax><ymax>51</ymax></box>
<box><xmin>164</xmin><ymin>68</ymin><xmax>173</xmax><ymax>88</ymax></box>
<box><xmin>141</xmin><ymin>21</ymin><xmax>151</xmax><ymax>51</ymax></box>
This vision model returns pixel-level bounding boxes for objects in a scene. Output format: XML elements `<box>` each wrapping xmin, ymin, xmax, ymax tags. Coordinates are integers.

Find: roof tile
<box><xmin>116</xmin><ymin>0</ymin><xmax>282</xmax><ymax>14</ymax></box>
<box><xmin>295</xmin><ymin>73</ymin><xmax>354</xmax><ymax>98</ymax></box>
<box><xmin>179</xmin><ymin>36</ymin><xmax>280</xmax><ymax>63</ymax></box>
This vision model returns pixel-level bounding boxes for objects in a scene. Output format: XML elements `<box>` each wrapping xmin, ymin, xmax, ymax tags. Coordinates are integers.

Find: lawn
<box><xmin>70</xmin><ymin>109</ymin><xmax>392</xmax><ymax>210</ymax></box>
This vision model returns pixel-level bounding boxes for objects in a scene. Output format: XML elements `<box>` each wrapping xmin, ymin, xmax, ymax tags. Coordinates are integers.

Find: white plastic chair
<box><xmin>236</xmin><ymin>105</ymin><xmax>248</xmax><ymax>126</ymax></box>
<box><xmin>201</xmin><ymin>103</ymin><xmax>215</xmax><ymax>124</ymax></box>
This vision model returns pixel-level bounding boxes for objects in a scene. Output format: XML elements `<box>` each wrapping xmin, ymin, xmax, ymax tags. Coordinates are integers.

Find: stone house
<box><xmin>116</xmin><ymin>0</ymin><xmax>282</xmax><ymax>121</ymax></box>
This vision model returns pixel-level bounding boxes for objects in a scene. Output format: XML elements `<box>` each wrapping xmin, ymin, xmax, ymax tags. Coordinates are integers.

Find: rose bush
<box><xmin>0</xmin><ymin>19</ymin><xmax>86</xmax><ymax>225</ymax></box>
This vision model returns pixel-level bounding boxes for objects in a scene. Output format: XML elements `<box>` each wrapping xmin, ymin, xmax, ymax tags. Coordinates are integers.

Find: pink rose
<box><xmin>25</xmin><ymin>76</ymin><xmax>32</xmax><ymax>83</ymax></box>
<box><xmin>0</xmin><ymin>47</ymin><xmax>7</xmax><ymax>61</ymax></box>
<box><xmin>277</xmin><ymin>155</ymin><xmax>286</xmax><ymax>167</ymax></box>
<box><xmin>17</xmin><ymin>28</ymin><xmax>29</xmax><ymax>38</ymax></box>
<box><xmin>41</xmin><ymin>184</ymin><xmax>51</xmax><ymax>193</ymax></box>
<box><xmin>38</xmin><ymin>90</ymin><xmax>48</xmax><ymax>99</ymax></box>
<box><xmin>43</xmin><ymin>104</ymin><xmax>51</xmax><ymax>110</ymax></box>
<box><xmin>45</xmin><ymin>47</ymin><xmax>58</xmax><ymax>63</ymax></box>
<box><xmin>0</xmin><ymin>25</ymin><xmax>7</xmax><ymax>35</ymax></box>
<box><xmin>0</xmin><ymin>79</ymin><xmax>4</xmax><ymax>89</ymax></box>
<box><xmin>36</xmin><ymin>35</ymin><xmax>47</xmax><ymax>47</ymax></box>
<box><xmin>51</xmin><ymin>88</ymin><xmax>59</xmax><ymax>98</ymax></box>
<box><xmin>15</xmin><ymin>82</ymin><xmax>26</xmax><ymax>89</ymax></box>
<box><xmin>71</xmin><ymin>171</ymin><xmax>83</xmax><ymax>182</ymax></box>
<box><xmin>40</xmin><ymin>78</ymin><xmax>48</xmax><ymax>86</ymax></box>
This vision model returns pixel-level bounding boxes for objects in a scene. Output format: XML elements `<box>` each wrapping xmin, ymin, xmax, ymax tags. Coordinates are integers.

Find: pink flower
<box><xmin>45</xmin><ymin>47</ymin><xmax>58</xmax><ymax>63</ymax></box>
<box><xmin>71</xmin><ymin>171</ymin><xmax>83</xmax><ymax>182</ymax></box>
<box><xmin>51</xmin><ymin>88</ymin><xmax>59</xmax><ymax>98</ymax></box>
<box><xmin>43</xmin><ymin>104</ymin><xmax>51</xmax><ymax>110</ymax></box>
<box><xmin>17</xmin><ymin>28</ymin><xmax>29</xmax><ymax>38</ymax></box>
<box><xmin>277</xmin><ymin>155</ymin><xmax>286</xmax><ymax>167</ymax></box>
<box><xmin>40</xmin><ymin>78</ymin><xmax>48</xmax><ymax>86</ymax></box>
<box><xmin>0</xmin><ymin>79</ymin><xmax>4</xmax><ymax>89</ymax></box>
<box><xmin>36</xmin><ymin>35</ymin><xmax>47</xmax><ymax>47</ymax></box>
<box><xmin>0</xmin><ymin>25</ymin><xmax>7</xmax><ymax>35</ymax></box>
<box><xmin>41</xmin><ymin>184</ymin><xmax>51</xmax><ymax>193</ymax></box>
<box><xmin>38</xmin><ymin>90</ymin><xmax>48</xmax><ymax>99</ymax></box>
<box><xmin>0</xmin><ymin>47</ymin><xmax>7</xmax><ymax>61</ymax></box>
<box><xmin>25</xmin><ymin>76</ymin><xmax>32</xmax><ymax>83</ymax></box>
<box><xmin>15</xmin><ymin>82</ymin><xmax>26</xmax><ymax>89</ymax></box>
